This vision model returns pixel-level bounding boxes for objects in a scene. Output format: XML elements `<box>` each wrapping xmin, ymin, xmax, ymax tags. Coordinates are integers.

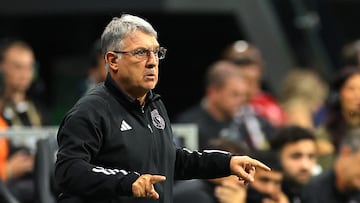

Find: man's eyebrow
<box><xmin>132</xmin><ymin>46</ymin><xmax>160</xmax><ymax>49</ymax></box>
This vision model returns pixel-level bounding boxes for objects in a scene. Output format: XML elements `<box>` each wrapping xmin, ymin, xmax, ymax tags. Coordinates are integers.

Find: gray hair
<box><xmin>101</xmin><ymin>14</ymin><xmax>157</xmax><ymax>56</ymax></box>
<box><xmin>101</xmin><ymin>14</ymin><xmax>158</xmax><ymax>70</ymax></box>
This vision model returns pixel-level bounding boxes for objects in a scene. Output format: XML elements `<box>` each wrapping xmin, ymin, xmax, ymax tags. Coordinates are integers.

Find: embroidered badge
<box><xmin>151</xmin><ymin>109</ymin><xmax>165</xmax><ymax>129</ymax></box>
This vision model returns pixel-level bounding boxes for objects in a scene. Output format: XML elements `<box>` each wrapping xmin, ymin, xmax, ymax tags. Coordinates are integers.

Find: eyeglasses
<box><xmin>112</xmin><ymin>47</ymin><xmax>167</xmax><ymax>60</ymax></box>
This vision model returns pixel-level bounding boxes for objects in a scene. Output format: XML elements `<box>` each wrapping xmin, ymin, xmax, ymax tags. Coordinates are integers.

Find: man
<box><xmin>222</xmin><ymin>40</ymin><xmax>286</xmax><ymax>128</ymax></box>
<box><xmin>270</xmin><ymin>126</ymin><xmax>318</xmax><ymax>203</ymax></box>
<box><xmin>54</xmin><ymin>14</ymin><xmax>270</xmax><ymax>203</ymax></box>
<box><xmin>174</xmin><ymin>60</ymin><xmax>274</xmax><ymax>150</ymax></box>
<box><xmin>245</xmin><ymin>150</ymin><xmax>288</xmax><ymax>203</ymax></box>
<box><xmin>0</xmin><ymin>39</ymin><xmax>51</xmax><ymax>126</ymax></box>
<box><xmin>79</xmin><ymin>38</ymin><xmax>107</xmax><ymax>96</ymax></box>
<box><xmin>0</xmin><ymin>38</ymin><xmax>50</xmax><ymax>203</ymax></box>
<box><xmin>301</xmin><ymin>128</ymin><xmax>360</xmax><ymax>203</ymax></box>
<box><xmin>174</xmin><ymin>60</ymin><xmax>250</xmax><ymax>150</ymax></box>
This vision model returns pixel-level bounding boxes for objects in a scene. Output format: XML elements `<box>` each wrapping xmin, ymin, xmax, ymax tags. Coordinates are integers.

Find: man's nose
<box><xmin>146</xmin><ymin>52</ymin><xmax>158</xmax><ymax>68</ymax></box>
<box><xmin>263</xmin><ymin>183</ymin><xmax>277</xmax><ymax>195</ymax></box>
<box><xmin>301</xmin><ymin>158</ymin><xmax>313</xmax><ymax>169</ymax></box>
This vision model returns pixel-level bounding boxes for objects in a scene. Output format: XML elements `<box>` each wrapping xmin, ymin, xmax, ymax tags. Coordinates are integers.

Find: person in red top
<box><xmin>0</xmin><ymin>38</ymin><xmax>36</xmax><ymax>203</ymax></box>
<box><xmin>251</xmin><ymin>93</ymin><xmax>286</xmax><ymax>128</ymax></box>
<box><xmin>0</xmin><ymin>112</ymin><xmax>33</xmax><ymax>185</ymax></box>
<box><xmin>0</xmin><ymin>111</ymin><xmax>8</xmax><ymax>180</ymax></box>
<box><xmin>0</xmin><ymin>141</ymin><xmax>8</xmax><ymax>181</ymax></box>
<box><xmin>222</xmin><ymin>40</ymin><xmax>286</xmax><ymax>128</ymax></box>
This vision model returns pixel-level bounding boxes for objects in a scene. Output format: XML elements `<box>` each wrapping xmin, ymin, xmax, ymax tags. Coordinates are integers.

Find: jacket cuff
<box><xmin>222</xmin><ymin>153</ymin><xmax>232</xmax><ymax>176</ymax></box>
<box><xmin>117</xmin><ymin>172</ymin><xmax>141</xmax><ymax>196</ymax></box>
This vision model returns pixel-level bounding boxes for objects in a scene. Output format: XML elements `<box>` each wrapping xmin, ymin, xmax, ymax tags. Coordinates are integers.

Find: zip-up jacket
<box><xmin>55</xmin><ymin>75</ymin><xmax>232</xmax><ymax>203</ymax></box>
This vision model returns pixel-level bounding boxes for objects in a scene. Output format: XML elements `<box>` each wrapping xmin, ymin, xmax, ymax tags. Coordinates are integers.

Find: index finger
<box><xmin>250</xmin><ymin>159</ymin><xmax>271</xmax><ymax>171</ymax></box>
<box><xmin>150</xmin><ymin>175</ymin><xmax>166</xmax><ymax>184</ymax></box>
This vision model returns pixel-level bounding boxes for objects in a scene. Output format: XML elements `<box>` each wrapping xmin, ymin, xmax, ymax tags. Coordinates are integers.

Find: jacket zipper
<box><xmin>141</xmin><ymin>104</ymin><xmax>153</xmax><ymax>133</ymax></box>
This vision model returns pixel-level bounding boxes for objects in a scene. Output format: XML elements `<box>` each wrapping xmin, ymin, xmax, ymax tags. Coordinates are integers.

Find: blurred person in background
<box><xmin>271</xmin><ymin>126</ymin><xmax>318</xmax><ymax>203</ymax></box>
<box><xmin>315</xmin><ymin>66</ymin><xmax>360</xmax><ymax>171</ymax></box>
<box><xmin>0</xmin><ymin>38</ymin><xmax>51</xmax><ymax>126</ymax></box>
<box><xmin>174</xmin><ymin>60</ymin><xmax>274</xmax><ymax>151</ymax></box>
<box><xmin>174</xmin><ymin>60</ymin><xmax>250</xmax><ymax>150</ymax></box>
<box><xmin>0</xmin><ymin>38</ymin><xmax>53</xmax><ymax>203</ymax></box>
<box><xmin>279</xmin><ymin>68</ymin><xmax>329</xmax><ymax>129</ymax></box>
<box><xmin>0</xmin><ymin>138</ymin><xmax>34</xmax><ymax>203</ymax></box>
<box><xmin>0</xmin><ymin>117</ymin><xmax>9</xmax><ymax>181</ymax></box>
<box><xmin>341</xmin><ymin>39</ymin><xmax>360</xmax><ymax>68</ymax></box>
<box><xmin>79</xmin><ymin>38</ymin><xmax>107</xmax><ymax>96</ymax></box>
<box><xmin>222</xmin><ymin>40</ymin><xmax>286</xmax><ymax>128</ymax></box>
<box><xmin>301</xmin><ymin>128</ymin><xmax>360</xmax><ymax>203</ymax></box>
<box><xmin>245</xmin><ymin>150</ymin><xmax>288</xmax><ymax>203</ymax></box>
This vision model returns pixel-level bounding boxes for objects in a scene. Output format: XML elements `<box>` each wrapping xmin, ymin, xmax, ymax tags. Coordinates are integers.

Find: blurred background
<box><xmin>0</xmin><ymin>0</ymin><xmax>358</xmax><ymax>124</ymax></box>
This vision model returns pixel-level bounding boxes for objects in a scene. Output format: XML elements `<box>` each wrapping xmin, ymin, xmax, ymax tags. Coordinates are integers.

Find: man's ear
<box><xmin>105</xmin><ymin>52</ymin><xmax>118</xmax><ymax>71</ymax></box>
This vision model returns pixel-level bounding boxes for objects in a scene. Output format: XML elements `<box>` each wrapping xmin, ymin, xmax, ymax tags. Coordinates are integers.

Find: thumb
<box><xmin>150</xmin><ymin>175</ymin><xmax>166</xmax><ymax>184</ymax></box>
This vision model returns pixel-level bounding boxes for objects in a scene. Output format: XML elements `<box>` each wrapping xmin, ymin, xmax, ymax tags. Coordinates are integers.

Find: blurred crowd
<box><xmin>0</xmin><ymin>37</ymin><xmax>106</xmax><ymax>203</ymax></box>
<box><xmin>173</xmin><ymin>39</ymin><xmax>360</xmax><ymax>203</ymax></box>
<box><xmin>1</xmin><ymin>35</ymin><xmax>360</xmax><ymax>203</ymax></box>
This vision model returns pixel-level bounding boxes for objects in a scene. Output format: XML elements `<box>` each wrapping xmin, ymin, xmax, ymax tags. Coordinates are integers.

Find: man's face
<box><xmin>212</xmin><ymin>77</ymin><xmax>249</xmax><ymax>119</ymax></box>
<box><xmin>1</xmin><ymin>46</ymin><xmax>34</xmax><ymax>93</ymax></box>
<box><xmin>340</xmin><ymin>74</ymin><xmax>360</xmax><ymax>115</ymax></box>
<box><xmin>251</xmin><ymin>169</ymin><xmax>283</xmax><ymax>198</ymax></box>
<box><xmin>280</xmin><ymin>139</ymin><xmax>317</xmax><ymax>185</ymax></box>
<box><xmin>110</xmin><ymin>30</ymin><xmax>160</xmax><ymax>97</ymax></box>
<box><xmin>88</xmin><ymin>54</ymin><xmax>107</xmax><ymax>83</ymax></box>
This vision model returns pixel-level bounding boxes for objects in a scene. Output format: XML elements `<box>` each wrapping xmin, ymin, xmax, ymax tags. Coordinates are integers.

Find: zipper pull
<box><xmin>147</xmin><ymin>124</ymin><xmax>153</xmax><ymax>133</ymax></box>
<box><xmin>141</xmin><ymin>105</ymin><xmax>145</xmax><ymax>113</ymax></box>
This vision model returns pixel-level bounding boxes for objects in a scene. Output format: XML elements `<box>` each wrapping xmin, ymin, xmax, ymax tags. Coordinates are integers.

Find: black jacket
<box><xmin>301</xmin><ymin>169</ymin><xmax>360</xmax><ymax>203</ymax></box>
<box><xmin>55</xmin><ymin>75</ymin><xmax>232</xmax><ymax>203</ymax></box>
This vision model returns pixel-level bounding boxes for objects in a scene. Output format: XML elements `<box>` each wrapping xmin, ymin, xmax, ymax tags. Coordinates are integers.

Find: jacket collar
<box><xmin>104</xmin><ymin>74</ymin><xmax>159</xmax><ymax>109</ymax></box>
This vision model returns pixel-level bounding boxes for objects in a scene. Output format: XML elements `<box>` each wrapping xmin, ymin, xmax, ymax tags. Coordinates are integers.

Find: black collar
<box><xmin>104</xmin><ymin>74</ymin><xmax>158</xmax><ymax>110</ymax></box>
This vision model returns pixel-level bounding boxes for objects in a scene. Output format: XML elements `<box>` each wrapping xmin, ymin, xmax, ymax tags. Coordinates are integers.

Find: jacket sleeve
<box><xmin>174</xmin><ymin>148</ymin><xmax>232</xmax><ymax>180</ymax></box>
<box><xmin>54</xmin><ymin>104</ymin><xmax>139</xmax><ymax>199</ymax></box>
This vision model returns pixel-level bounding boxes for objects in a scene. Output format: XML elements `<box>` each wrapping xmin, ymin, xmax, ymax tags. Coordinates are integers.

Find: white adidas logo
<box><xmin>120</xmin><ymin>120</ymin><xmax>132</xmax><ymax>131</ymax></box>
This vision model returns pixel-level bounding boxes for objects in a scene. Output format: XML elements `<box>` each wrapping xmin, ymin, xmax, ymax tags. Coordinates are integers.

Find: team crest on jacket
<box><xmin>151</xmin><ymin>109</ymin><xmax>165</xmax><ymax>129</ymax></box>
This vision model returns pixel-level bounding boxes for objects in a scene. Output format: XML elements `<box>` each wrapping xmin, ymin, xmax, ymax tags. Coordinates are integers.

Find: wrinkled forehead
<box><xmin>121</xmin><ymin>31</ymin><xmax>159</xmax><ymax>48</ymax></box>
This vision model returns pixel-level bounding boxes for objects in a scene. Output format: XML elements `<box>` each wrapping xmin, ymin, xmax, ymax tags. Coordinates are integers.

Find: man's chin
<box><xmin>147</xmin><ymin>86</ymin><xmax>156</xmax><ymax>91</ymax></box>
<box><xmin>296</xmin><ymin>176</ymin><xmax>312</xmax><ymax>185</ymax></box>
<box><xmin>143</xmin><ymin>81</ymin><xmax>157</xmax><ymax>89</ymax></box>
